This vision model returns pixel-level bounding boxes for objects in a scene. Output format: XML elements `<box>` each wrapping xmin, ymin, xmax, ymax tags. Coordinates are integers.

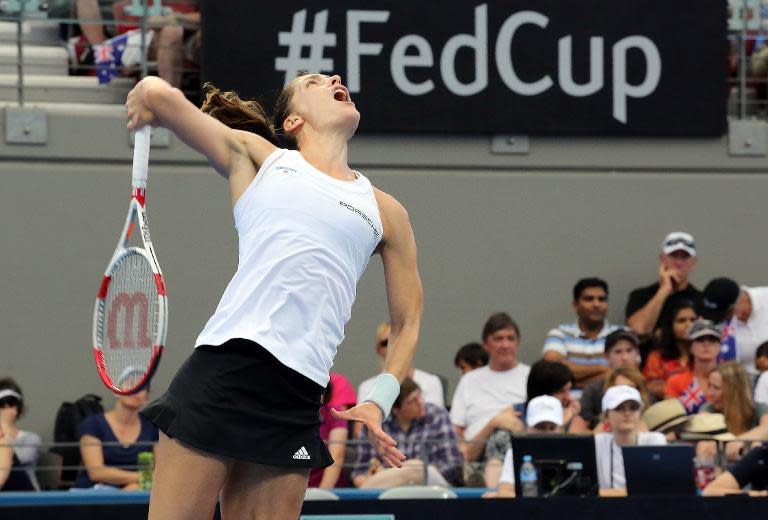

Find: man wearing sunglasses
<box><xmin>357</xmin><ymin>322</ymin><xmax>445</xmax><ymax>408</ymax></box>
<box><xmin>625</xmin><ymin>231</ymin><xmax>703</xmax><ymax>360</ymax></box>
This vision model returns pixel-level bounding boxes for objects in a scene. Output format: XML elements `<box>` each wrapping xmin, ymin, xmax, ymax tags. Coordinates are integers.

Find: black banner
<box><xmin>202</xmin><ymin>1</ymin><xmax>727</xmax><ymax>137</ymax></box>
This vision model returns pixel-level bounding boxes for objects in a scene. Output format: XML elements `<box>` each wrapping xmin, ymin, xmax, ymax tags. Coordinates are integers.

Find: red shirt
<box><xmin>665</xmin><ymin>370</ymin><xmax>707</xmax><ymax>414</ymax></box>
<box><xmin>643</xmin><ymin>351</ymin><xmax>688</xmax><ymax>385</ymax></box>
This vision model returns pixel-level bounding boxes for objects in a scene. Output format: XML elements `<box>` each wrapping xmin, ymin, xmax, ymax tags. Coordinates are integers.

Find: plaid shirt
<box><xmin>352</xmin><ymin>402</ymin><xmax>463</xmax><ymax>486</ymax></box>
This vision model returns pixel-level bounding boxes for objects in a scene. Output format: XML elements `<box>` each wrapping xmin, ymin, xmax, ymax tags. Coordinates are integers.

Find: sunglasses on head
<box><xmin>665</xmin><ymin>238</ymin><xmax>695</xmax><ymax>249</ymax></box>
<box><xmin>0</xmin><ymin>396</ymin><xmax>20</xmax><ymax>408</ymax></box>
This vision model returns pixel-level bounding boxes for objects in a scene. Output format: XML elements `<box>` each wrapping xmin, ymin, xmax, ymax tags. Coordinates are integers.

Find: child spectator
<box><xmin>595</xmin><ymin>385</ymin><xmax>666</xmax><ymax>494</ymax></box>
<box><xmin>643</xmin><ymin>300</ymin><xmax>696</xmax><ymax>400</ymax></box>
<box><xmin>0</xmin><ymin>378</ymin><xmax>41</xmax><ymax>491</ymax></box>
<box><xmin>454</xmin><ymin>342</ymin><xmax>487</xmax><ymax>374</ymax></box>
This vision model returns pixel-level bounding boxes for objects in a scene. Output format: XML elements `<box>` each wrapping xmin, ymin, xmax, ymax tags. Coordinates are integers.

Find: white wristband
<box><xmin>363</xmin><ymin>373</ymin><xmax>400</xmax><ymax>419</ymax></box>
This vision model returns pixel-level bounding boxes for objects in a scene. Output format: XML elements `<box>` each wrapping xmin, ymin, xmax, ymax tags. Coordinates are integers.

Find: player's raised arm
<box><xmin>125</xmin><ymin>76</ymin><xmax>277</xmax><ymax>199</ymax></box>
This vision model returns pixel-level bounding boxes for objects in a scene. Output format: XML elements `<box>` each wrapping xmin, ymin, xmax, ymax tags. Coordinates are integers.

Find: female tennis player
<box><xmin>126</xmin><ymin>73</ymin><xmax>423</xmax><ymax>520</ymax></box>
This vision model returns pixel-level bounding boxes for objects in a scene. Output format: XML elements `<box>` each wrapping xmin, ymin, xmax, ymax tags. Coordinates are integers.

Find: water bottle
<box><xmin>520</xmin><ymin>455</ymin><xmax>538</xmax><ymax>497</ymax></box>
<box><xmin>137</xmin><ymin>451</ymin><xmax>154</xmax><ymax>490</ymax></box>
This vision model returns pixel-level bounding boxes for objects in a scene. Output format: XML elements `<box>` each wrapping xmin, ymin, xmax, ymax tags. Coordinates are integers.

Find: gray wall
<box><xmin>1</xmin><ymin>107</ymin><xmax>767</xmax><ymax>442</ymax></box>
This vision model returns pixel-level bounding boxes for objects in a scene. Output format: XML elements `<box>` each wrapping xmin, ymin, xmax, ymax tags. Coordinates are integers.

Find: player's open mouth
<box><xmin>334</xmin><ymin>87</ymin><xmax>350</xmax><ymax>102</ymax></box>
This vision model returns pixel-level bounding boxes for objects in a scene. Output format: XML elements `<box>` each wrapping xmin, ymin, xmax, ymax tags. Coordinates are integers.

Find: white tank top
<box><xmin>194</xmin><ymin>149</ymin><xmax>383</xmax><ymax>386</ymax></box>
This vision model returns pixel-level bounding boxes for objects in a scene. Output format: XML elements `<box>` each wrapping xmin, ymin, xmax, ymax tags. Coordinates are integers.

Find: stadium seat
<box><xmin>304</xmin><ymin>488</ymin><xmax>340</xmax><ymax>501</ymax></box>
<box><xmin>378</xmin><ymin>486</ymin><xmax>458</xmax><ymax>500</ymax></box>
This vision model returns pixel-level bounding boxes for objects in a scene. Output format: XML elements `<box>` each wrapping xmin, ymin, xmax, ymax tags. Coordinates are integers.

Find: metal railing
<box><xmin>1</xmin><ymin>437</ymin><xmax>764</xmax><ymax>491</ymax></box>
<box><xmin>0</xmin><ymin>0</ymin><xmax>201</xmax><ymax>106</ymax></box>
<box><xmin>729</xmin><ymin>0</ymin><xmax>768</xmax><ymax>118</ymax></box>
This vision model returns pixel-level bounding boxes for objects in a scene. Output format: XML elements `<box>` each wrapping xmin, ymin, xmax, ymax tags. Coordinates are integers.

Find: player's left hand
<box><xmin>331</xmin><ymin>402</ymin><xmax>406</xmax><ymax>468</ymax></box>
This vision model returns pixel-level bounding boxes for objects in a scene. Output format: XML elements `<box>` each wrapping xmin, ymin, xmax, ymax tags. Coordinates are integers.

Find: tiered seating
<box><xmin>0</xmin><ymin>20</ymin><xmax>132</xmax><ymax>104</ymax></box>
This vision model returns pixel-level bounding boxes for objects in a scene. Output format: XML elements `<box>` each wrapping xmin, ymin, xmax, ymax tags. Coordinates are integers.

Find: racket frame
<box><xmin>92</xmin><ymin>128</ymin><xmax>167</xmax><ymax>395</ymax></box>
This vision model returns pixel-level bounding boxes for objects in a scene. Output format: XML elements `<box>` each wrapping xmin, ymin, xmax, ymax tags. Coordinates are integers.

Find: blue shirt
<box><xmin>74</xmin><ymin>413</ymin><xmax>158</xmax><ymax>488</ymax></box>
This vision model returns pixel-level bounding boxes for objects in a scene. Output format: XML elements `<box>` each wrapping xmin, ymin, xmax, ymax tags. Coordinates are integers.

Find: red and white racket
<box><xmin>93</xmin><ymin>127</ymin><xmax>167</xmax><ymax>394</ymax></box>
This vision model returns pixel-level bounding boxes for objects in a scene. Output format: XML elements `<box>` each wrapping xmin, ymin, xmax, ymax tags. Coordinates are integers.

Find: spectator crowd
<box><xmin>2</xmin><ymin>231</ymin><xmax>768</xmax><ymax>498</ymax></box>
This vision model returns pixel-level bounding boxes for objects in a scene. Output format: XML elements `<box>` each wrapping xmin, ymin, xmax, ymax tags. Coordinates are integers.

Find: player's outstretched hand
<box><xmin>331</xmin><ymin>402</ymin><xmax>406</xmax><ymax>468</ymax></box>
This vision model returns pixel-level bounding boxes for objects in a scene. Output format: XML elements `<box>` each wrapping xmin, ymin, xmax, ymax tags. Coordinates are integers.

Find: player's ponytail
<box><xmin>200</xmin><ymin>83</ymin><xmax>280</xmax><ymax>146</ymax></box>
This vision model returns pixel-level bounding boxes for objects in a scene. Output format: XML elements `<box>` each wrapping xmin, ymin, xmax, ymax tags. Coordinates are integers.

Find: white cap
<box><xmin>526</xmin><ymin>395</ymin><xmax>564</xmax><ymax>427</ymax></box>
<box><xmin>601</xmin><ymin>385</ymin><xmax>643</xmax><ymax>412</ymax></box>
<box><xmin>661</xmin><ymin>231</ymin><xmax>696</xmax><ymax>257</ymax></box>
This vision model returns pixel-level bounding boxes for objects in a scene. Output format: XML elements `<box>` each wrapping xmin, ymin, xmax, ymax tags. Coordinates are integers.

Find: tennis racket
<box><xmin>92</xmin><ymin>127</ymin><xmax>167</xmax><ymax>395</ymax></box>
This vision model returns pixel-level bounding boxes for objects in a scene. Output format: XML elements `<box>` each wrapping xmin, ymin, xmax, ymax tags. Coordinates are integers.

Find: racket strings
<box><xmin>98</xmin><ymin>250</ymin><xmax>160</xmax><ymax>390</ymax></box>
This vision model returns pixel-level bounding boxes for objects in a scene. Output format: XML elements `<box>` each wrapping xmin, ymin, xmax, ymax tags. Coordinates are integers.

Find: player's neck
<box><xmin>299</xmin><ymin>135</ymin><xmax>354</xmax><ymax>182</ymax></box>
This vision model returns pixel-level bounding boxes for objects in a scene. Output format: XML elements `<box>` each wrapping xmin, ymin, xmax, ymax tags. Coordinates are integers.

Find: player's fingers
<box><xmin>381</xmin><ymin>448</ymin><xmax>405</xmax><ymax>468</ymax></box>
<box><xmin>330</xmin><ymin>407</ymin><xmax>354</xmax><ymax>421</ymax></box>
<box><xmin>373</xmin><ymin>428</ymin><xmax>397</xmax><ymax>447</ymax></box>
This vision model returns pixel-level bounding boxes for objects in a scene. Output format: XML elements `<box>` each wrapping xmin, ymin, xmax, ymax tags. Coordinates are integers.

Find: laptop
<box><xmin>622</xmin><ymin>445</ymin><xmax>697</xmax><ymax>496</ymax></box>
<box><xmin>510</xmin><ymin>434</ymin><xmax>599</xmax><ymax>497</ymax></box>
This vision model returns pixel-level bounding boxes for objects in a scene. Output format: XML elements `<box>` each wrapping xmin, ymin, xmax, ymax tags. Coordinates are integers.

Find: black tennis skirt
<box><xmin>140</xmin><ymin>338</ymin><xmax>333</xmax><ymax>470</ymax></box>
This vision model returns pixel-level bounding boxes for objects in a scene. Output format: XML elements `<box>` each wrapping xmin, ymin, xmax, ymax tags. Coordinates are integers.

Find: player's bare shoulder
<box><xmin>226</xmin><ymin>131</ymin><xmax>279</xmax><ymax>205</ymax></box>
<box><xmin>373</xmin><ymin>187</ymin><xmax>412</xmax><ymax>252</ymax></box>
<box><xmin>233</xmin><ymin>129</ymin><xmax>279</xmax><ymax>170</ymax></box>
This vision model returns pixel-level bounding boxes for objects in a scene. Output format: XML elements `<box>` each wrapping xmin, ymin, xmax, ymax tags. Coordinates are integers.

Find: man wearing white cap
<box><xmin>625</xmin><ymin>232</ymin><xmax>702</xmax><ymax>357</ymax></box>
<box><xmin>484</xmin><ymin>395</ymin><xmax>564</xmax><ymax>497</ymax></box>
<box><xmin>595</xmin><ymin>385</ymin><xmax>666</xmax><ymax>494</ymax></box>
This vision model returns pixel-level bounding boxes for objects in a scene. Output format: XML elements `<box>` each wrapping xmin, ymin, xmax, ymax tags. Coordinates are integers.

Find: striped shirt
<box><xmin>542</xmin><ymin>322</ymin><xmax>622</xmax><ymax>366</ymax></box>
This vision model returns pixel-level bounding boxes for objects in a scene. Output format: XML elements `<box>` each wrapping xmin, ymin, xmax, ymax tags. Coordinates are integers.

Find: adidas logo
<box><xmin>292</xmin><ymin>446</ymin><xmax>311</xmax><ymax>460</ymax></box>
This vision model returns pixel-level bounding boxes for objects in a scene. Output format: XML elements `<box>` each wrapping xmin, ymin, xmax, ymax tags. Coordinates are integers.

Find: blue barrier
<box><xmin>0</xmin><ymin>488</ymin><xmax>488</xmax><ymax>506</ymax></box>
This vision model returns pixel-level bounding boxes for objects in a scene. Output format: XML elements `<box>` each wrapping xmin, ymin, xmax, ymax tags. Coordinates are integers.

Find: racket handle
<box><xmin>132</xmin><ymin>127</ymin><xmax>151</xmax><ymax>189</ymax></box>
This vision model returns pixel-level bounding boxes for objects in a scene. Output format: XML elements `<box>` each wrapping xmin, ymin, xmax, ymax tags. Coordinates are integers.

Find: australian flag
<box><xmin>94</xmin><ymin>29</ymin><xmax>154</xmax><ymax>85</ymax></box>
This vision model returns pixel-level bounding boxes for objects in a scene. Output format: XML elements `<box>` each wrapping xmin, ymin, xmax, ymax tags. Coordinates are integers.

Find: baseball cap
<box><xmin>601</xmin><ymin>385</ymin><xmax>643</xmax><ymax>412</ymax></box>
<box><xmin>525</xmin><ymin>395</ymin><xmax>564</xmax><ymax>427</ymax></box>
<box><xmin>688</xmin><ymin>319</ymin><xmax>722</xmax><ymax>341</ymax></box>
<box><xmin>699</xmin><ymin>278</ymin><xmax>740</xmax><ymax>323</ymax></box>
<box><xmin>661</xmin><ymin>231</ymin><xmax>696</xmax><ymax>257</ymax></box>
